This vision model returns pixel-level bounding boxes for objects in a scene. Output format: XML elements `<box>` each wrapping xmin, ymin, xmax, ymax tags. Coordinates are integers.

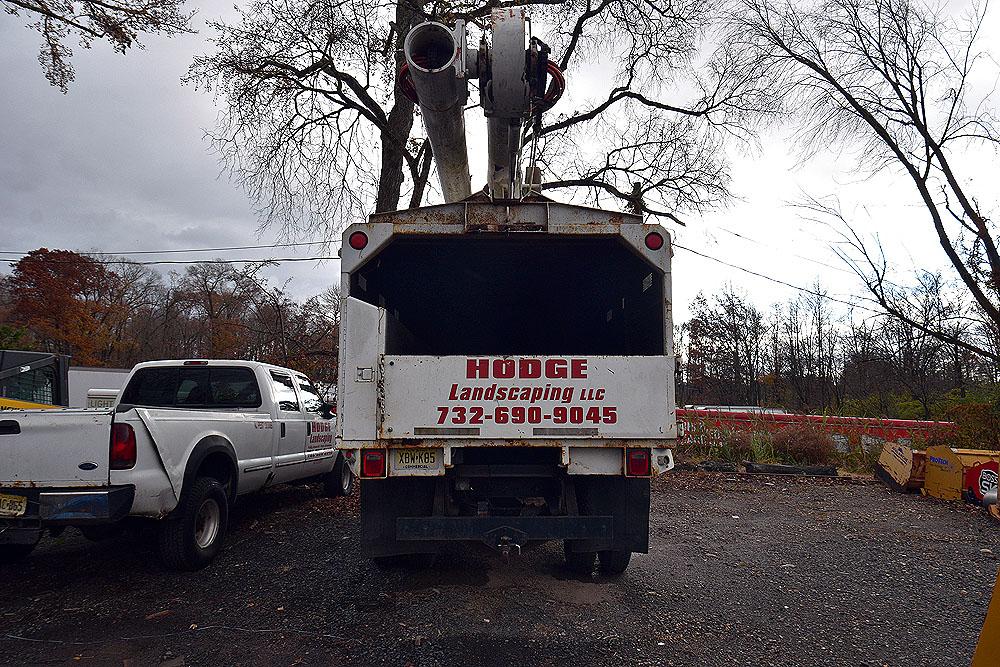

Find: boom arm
<box><xmin>400</xmin><ymin>9</ymin><xmax>564</xmax><ymax>202</ymax></box>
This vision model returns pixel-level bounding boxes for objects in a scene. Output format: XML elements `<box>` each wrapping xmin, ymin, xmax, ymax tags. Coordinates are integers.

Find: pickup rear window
<box><xmin>120</xmin><ymin>367</ymin><xmax>262</xmax><ymax>409</ymax></box>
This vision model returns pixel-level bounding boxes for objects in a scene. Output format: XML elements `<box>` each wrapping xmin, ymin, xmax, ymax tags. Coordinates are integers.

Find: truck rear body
<box><xmin>337</xmin><ymin>200</ymin><xmax>676</xmax><ymax>558</ymax></box>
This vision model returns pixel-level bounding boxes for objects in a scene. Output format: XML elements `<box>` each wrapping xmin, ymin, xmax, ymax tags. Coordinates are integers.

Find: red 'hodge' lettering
<box><xmin>466</xmin><ymin>357</ymin><xmax>587</xmax><ymax>380</ymax></box>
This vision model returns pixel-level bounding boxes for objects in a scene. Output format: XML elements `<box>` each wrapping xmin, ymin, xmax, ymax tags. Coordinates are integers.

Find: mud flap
<box><xmin>569</xmin><ymin>476</ymin><xmax>650</xmax><ymax>554</ymax></box>
<box><xmin>361</xmin><ymin>478</ymin><xmax>437</xmax><ymax>557</ymax></box>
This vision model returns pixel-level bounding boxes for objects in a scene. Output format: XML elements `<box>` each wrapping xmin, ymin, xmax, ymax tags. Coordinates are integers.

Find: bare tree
<box><xmin>3</xmin><ymin>0</ymin><xmax>193</xmax><ymax>91</ymax></box>
<box><xmin>810</xmin><ymin>201</ymin><xmax>1000</xmax><ymax>362</ymax></box>
<box><xmin>531</xmin><ymin>0</ymin><xmax>776</xmax><ymax>223</ymax></box>
<box><xmin>680</xmin><ymin>286</ymin><xmax>769</xmax><ymax>405</ymax></box>
<box><xmin>186</xmin><ymin>0</ymin><xmax>772</xmax><ymax>236</ymax></box>
<box><xmin>730</xmin><ymin>0</ymin><xmax>1000</xmax><ymax>360</ymax></box>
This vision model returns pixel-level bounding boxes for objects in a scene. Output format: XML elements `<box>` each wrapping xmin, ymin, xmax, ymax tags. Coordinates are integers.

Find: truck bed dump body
<box><xmin>336</xmin><ymin>200</ymin><xmax>675</xmax><ymax>559</ymax></box>
<box><xmin>338</xmin><ymin>200</ymin><xmax>677</xmax><ymax>448</ymax></box>
<box><xmin>351</xmin><ymin>235</ymin><xmax>664</xmax><ymax>356</ymax></box>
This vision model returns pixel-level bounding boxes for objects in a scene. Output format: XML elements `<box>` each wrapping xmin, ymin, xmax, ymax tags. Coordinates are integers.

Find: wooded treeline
<box><xmin>0</xmin><ymin>249</ymin><xmax>340</xmax><ymax>387</ymax></box>
<box><xmin>4</xmin><ymin>247</ymin><xmax>1000</xmax><ymax>418</ymax></box>
<box><xmin>677</xmin><ymin>278</ymin><xmax>1000</xmax><ymax>420</ymax></box>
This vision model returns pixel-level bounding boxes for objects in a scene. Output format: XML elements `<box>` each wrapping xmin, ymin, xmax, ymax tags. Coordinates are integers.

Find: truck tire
<box><xmin>564</xmin><ymin>541</ymin><xmax>596</xmax><ymax>575</ymax></box>
<box><xmin>0</xmin><ymin>543</ymin><xmax>36</xmax><ymax>565</ymax></box>
<box><xmin>599</xmin><ymin>550</ymin><xmax>632</xmax><ymax>575</ymax></box>
<box><xmin>323</xmin><ymin>453</ymin><xmax>355</xmax><ymax>497</ymax></box>
<box><xmin>158</xmin><ymin>477</ymin><xmax>229</xmax><ymax>571</ymax></box>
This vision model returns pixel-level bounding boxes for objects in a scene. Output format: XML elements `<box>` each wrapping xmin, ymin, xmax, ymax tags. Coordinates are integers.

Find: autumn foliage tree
<box><xmin>2</xmin><ymin>0</ymin><xmax>193</xmax><ymax>91</ymax></box>
<box><xmin>0</xmin><ymin>249</ymin><xmax>340</xmax><ymax>387</ymax></box>
<box><xmin>6</xmin><ymin>249</ymin><xmax>114</xmax><ymax>365</ymax></box>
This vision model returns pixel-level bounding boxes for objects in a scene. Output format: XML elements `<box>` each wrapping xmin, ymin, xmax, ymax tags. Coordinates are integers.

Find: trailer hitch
<box><xmin>497</xmin><ymin>536</ymin><xmax>522</xmax><ymax>560</ymax></box>
<box><xmin>485</xmin><ymin>526</ymin><xmax>526</xmax><ymax>559</ymax></box>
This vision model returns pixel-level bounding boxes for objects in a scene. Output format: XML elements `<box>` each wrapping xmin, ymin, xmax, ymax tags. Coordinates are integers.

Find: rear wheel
<box><xmin>158</xmin><ymin>477</ymin><xmax>229</xmax><ymax>571</ymax></box>
<box><xmin>563</xmin><ymin>542</ymin><xmax>596</xmax><ymax>575</ymax></box>
<box><xmin>599</xmin><ymin>550</ymin><xmax>632</xmax><ymax>575</ymax></box>
<box><xmin>0</xmin><ymin>543</ymin><xmax>36</xmax><ymax>565</ymax></box>
<box><xmin>324</xmin><ymin>454</ymin><xmax>355</xmax><ymax>497</ymax></box>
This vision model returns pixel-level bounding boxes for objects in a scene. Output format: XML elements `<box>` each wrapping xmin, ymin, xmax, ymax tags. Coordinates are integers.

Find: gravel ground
<box><xmin>1</xmin><ymin>472</ymin><xmax>998</xmax><ymax>666</ymax></box>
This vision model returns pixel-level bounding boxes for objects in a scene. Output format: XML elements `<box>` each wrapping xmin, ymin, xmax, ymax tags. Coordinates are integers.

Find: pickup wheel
<box><xmin>599</xmin><ymin>550</ymin><xmax>632</xmax><ymax>575</ymax></box>
<box><xmin>323</xmin><ymin>454</ymin><xmax>355</xmax><ymax>497</ymax></box>
<box><xmin>563</xmin><ymin>542</ymin><xmax>596</xmax><ymax>575</ymax></box>
<box><xmin>158</xmin><ymin>477</ymin><xmax>229</xmax><ymax>571</ymax></box>
<box><xmin>0</xmin><ymin>543</ymin><xmax>36</xmax><ymax>565</ymax></box>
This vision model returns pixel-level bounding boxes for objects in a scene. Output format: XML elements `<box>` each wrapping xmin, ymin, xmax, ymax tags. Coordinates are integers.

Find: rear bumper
<box><xmin>38</xmin><ymin>486</ymin><xmax>135</xmax><ymax>523</ymax></box>
<box><xmin>0</xmin><ymin>486</ymin><xmax>135</xmax><ymax>541</ymax></box>
<box><xmin>362</xmin><ymin>476</ymin><xmax>650</xmax><ymax>557</ymax></box>
<box><xmin>397</xmin><ymin>515</ymin><xmax>613</xmax><ymax>544</ymax></box>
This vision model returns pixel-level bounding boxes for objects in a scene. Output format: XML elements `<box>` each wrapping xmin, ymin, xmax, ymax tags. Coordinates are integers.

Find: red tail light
<box><xmin>348</xmin><ymin>231</ymin><xmax>369</xmax><ymax>250</ymax></box>
<box><xmin>110</xmin><ymin>423</ymin><xmax>137</xmax><ymax>470</ymax></box>
<box><xmin>361</xmin><ymin>450</ymin><xmax>387</xmax><ymax>478</ymax></box>
<box><xmin>625</xmin><ymin>448</ymin><xmax>651</xmax><ymax>477</ymax></box>
<box><xmin>644</xmin><ymin>231</ymin><xmax>664</xmax><ymax>251</ymax></box>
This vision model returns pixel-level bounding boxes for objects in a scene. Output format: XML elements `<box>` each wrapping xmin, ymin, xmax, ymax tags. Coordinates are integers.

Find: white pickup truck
<box><xmin>0</xmin><ymin>360</ymin><xmax>352</xmax><ymax>570</ymax></box>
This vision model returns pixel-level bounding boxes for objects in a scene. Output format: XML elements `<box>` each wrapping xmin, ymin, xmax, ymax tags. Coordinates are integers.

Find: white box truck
<box><xmin>335</xmin><ymin>12</ymin><xmax>676</xmax><ymax>574</ymax></box>
<box><xmin>336</xmin><ymin>201</ymin><xmax>676</xmax><ymax>573</ymax></box>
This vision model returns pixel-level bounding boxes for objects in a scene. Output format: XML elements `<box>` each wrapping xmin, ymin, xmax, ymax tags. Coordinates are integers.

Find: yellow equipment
<box><xmin>0</xmin><ymin>350</ymin><xmax>69</xmax><ymax>409</ymax></box>
<box><xmin>877</xmin><ymin>441</ymin><xmax>926</xmax><ymax>492</ymax></box>
<box><xmin>923</xmin><ymin>445</ymin><xmax>1000</xmax><ymax>501</ymax></box>
<box><xmin>973</xmin><ymin>569</ymin><xmax>1000</xmax><ymax>667</ymax></box>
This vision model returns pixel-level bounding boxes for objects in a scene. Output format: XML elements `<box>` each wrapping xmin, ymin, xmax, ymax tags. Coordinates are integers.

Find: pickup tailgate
<box><xmin>0</xmin><ymin>410</ymin><xmax>112</xmax><ymax>487</ymax></box>
<box><xmin>380</xmin><ymin>355</ymin><xmax>674</xmax><ymax>439</ymax></box>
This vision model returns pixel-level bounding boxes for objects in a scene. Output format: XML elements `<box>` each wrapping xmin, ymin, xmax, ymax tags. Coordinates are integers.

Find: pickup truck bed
<box><xmin>1</xmin><ymin>360</ymin><xmax>351</xmax><ymax>570</ymax></box>
<box><xmin>0</xmin><ymin>409</ymin><xmax>113</xmax><ymax>487</ymax></box>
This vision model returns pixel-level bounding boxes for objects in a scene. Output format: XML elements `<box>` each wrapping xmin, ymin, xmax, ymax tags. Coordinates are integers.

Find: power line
<box><xmin>700</xmin><ymin>223</ymin><xmax>856</xmax><ymax>276</ymax></box>
<box><xmin>672</xmin><ymin>241</ymin><xmax>881</xmax><ymax>314</ymax></box>
<box><xmin>0</xmin><ymin>255</ymin><xmax>340</xmax><ymax>267</ymax></box>
<box><xmin>0</xmin><ymin>239</ymin><xmax>338</xmax><ymax>258</ymax></box>
<box><xmin>0</xmin><ymin>234</ymin><xmax>880</xmax><ymax>312</ymax></box>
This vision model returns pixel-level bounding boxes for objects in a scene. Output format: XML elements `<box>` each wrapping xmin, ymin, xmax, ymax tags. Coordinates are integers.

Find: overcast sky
<box><xmin>1</xmin><ymin>2</ymin><xmax>993</xmax><ymax>321</ymax></box>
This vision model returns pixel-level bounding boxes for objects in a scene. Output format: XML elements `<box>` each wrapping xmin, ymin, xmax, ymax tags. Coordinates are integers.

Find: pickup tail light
<box><xmin>361</xmin><ymin>450</ymin><xmax>387</xmax><ymax>478</ymax></box>
<box><xmin>110</xmin><ymin>423</ymin><xmax>137</xmax><ymax>470</ymax></box>
<box><xmin>625</xmin><ymin>448</ymin><xmax>651</xmax><ymax>477</ymax></box>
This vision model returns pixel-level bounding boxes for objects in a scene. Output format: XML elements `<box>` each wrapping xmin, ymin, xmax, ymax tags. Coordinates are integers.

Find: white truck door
<box><xmin>269</xmin><ymin>370</ymin><xmax>309</xmax><ymax>482</ymax></box>
<box><xmin>295</xmin><ymin>375</ymin><xmax>336</xmax><ymax>476</ymax></box>
<box><xmin>337</xmin><ymin>297</ymin><xmax>386</xmax><ymax>442</ymax></box>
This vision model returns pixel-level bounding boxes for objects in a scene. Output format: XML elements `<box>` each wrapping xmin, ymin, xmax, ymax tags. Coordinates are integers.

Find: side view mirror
<box><xmin>320</xmin><ymin>402</ymin><xmax>336</xmax><ymax>420</ymax></box>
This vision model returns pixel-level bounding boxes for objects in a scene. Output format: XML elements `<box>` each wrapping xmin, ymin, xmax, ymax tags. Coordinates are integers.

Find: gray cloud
<box><xmin>0</xmin><ymin>3</ymin><xmax>339</xmax><ymax>299</ymax></box>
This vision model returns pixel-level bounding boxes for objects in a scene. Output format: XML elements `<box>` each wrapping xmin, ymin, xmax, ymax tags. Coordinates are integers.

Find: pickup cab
<box><xmin>0</xmin><ymin>360</ymin><xmax>352</xmax><ymax>570</ymax></box>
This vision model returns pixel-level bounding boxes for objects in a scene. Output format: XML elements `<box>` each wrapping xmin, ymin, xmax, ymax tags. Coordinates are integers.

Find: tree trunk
<box><xmin>374</xmin><ymin>4</ymin><xmax>419</xmax><ymax>213</ymax></box>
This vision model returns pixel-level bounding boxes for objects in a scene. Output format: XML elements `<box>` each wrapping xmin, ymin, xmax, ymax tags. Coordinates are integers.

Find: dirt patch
<box><xmin>1</xmin><ymin>472</ymin><xmax>997</xmax><ymax>666</ymax></box>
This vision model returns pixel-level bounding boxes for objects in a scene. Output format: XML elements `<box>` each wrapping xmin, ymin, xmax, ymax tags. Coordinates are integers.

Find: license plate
<box><xmin>0</xmin><ymin>493</ymin><xmax>27</xmax><ymax>517</ymax></box>
<box><xmin>394</xmin><ymin>448</ymin><xmax>438</xmax><ymax>471</ymax></box>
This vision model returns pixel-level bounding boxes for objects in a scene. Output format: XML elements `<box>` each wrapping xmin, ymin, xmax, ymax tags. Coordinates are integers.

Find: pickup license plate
<box><xmin>395</xmin><ymin>448</ymin><xmax>438</xmax><ymax>471</ymax></box>
<box><xmin>0</xmin><ymin>493</ymin><xmax>27</xmax><ymax>517</ymax></box>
